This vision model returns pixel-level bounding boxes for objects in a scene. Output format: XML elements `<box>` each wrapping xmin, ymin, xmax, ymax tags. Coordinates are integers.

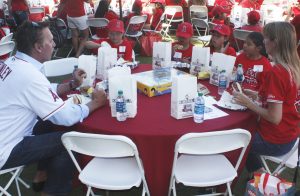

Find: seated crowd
<box><xmin>0</xmin><ymin>0</ymin><xmax>300</xmax><ymax>195</ymax></box>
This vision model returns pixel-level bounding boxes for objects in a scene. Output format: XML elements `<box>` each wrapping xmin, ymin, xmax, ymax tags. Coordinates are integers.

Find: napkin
<box><xmin>190</xmin><ymin>46</ymin><xmax>210</xmax><ymax>75</ymax></box>
<box><xmin>78</xmin><ymin>55</ymin><xmax>97</xmax><ymax>87</ymax></box>
<box><xmin>97</xmin><ymin>47</ymin><xmax>118</xmax><ymax>80</ymax></box>
<box><xmin>171</xmin><ymin>74</ymin><xmax>197</xmax><ymax>119</ymax></box>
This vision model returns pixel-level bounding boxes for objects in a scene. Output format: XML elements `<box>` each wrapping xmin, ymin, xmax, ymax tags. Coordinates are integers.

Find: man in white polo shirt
<box><xmin>0</xmin><ymin>21</ymin><xmax>106</xmax><ymax>196</ymax></box>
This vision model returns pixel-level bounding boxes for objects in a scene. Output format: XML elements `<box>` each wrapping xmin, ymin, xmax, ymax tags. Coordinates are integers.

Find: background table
<box><xmin>76</xmin><ymin>64</ymin><xmax>257</xmax><ymax>196</ymax></box>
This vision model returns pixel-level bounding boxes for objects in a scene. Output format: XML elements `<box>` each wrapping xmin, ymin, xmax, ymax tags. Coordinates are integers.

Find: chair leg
<box><xmin>226</xmin><ymin>182</ymin><xmax>232</xmax><ymax>196</ymax></box>
<box><xmin>172</xmin><ymin>179</ymin><xmax>177</xmax><ymax>196</ymax></box>
<box><xmin>86</xmin><ymin>186</ymin><xmax>91</xmax><ymax>196</ymax></box>
<box><xmin>0</xmin><ymin>186</ymin><xmax>12</xmax><ymax>196</ymax></box>
<box><xmin>261</xmin><ymin>157</ymin><xmax>272</xmax><ymax>174</ymax></box>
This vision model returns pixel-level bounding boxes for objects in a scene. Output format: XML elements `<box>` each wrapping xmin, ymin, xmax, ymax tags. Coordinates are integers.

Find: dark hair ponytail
<box><xmin>247</xmin><ymin>32</ymin><xmax>268</xmax><ymax>58</ymax></box>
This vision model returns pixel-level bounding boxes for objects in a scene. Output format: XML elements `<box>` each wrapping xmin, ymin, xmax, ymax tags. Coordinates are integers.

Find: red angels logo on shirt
<box><xmin>49</xmin><ymin>88</ymin><xmax>59</xmax><ymax>102</ymax></box>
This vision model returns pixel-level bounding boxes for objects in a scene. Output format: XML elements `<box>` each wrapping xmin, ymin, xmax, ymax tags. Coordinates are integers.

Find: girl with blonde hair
<box><xmin>233</xmin><ymin>22</ymin><xmax>300</xmax><ymax>174</ymax></box>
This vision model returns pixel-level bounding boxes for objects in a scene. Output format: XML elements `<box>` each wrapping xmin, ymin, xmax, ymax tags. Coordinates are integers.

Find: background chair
<box><xmin>168</xmin><ymin>129</ymin><xmax>251</xmax><ymax>196</ymax></box>
<box><xmin>125</xmin><ymin>15</ymin><xmax>147</xmax><ymax>45</ymax></box>
<box><xmin>0</xmin><ymin>166</ymin><xmax>30</xmax><ymax>196</ymax></box>
<box><xmin>29</xmin><ymin>7</ymin><xmax>45</xmax><ymax>22</ymax></box>
<box><xmin>86</xmin><ymin>18</ymin><xmax>109</xmax><ymax>40</ymax></box>
<box><xmin>61</xmin><ymin>131</ymin><xmax>150</xmax><ymax>196</ymax></box>
<box><xmin>233</xmin><ymin>29</ymin><xmax>252</xmax><ymax>51</ymax></box>
<box><xmin>191</xmin><ymin>18</ymin><xmax>208</xmax><ymax>37</ymax></box>
<box><xmin>189</xmin><ymin>5</ymin><xmax>208</xmax><ymax>22</ymax></box>
<box><xmin>0</xmin><ymin>41</ymin><xmax>15</xmax><ymax>57</ymax></box>
<box><xmin>260</xmin><ymin>138</ymin><xmax>300</xmax><ymax>175</ymax></box>
<box><xmin>160</xmin><ymin>8</ymin><xmax>176</xmax><ymax>40</ymax></box>
<box><xmin>165</xmin><ymin>5</ymin><xmax>184</xmax><ymax>25</ymax></box>
<box><xmin>0</xmin><ymin>33</ymin><xmax>13</xmax><ymax>43</ymax></box>
<box><xmin>43</xmin><ymin>57</ymin><xmax>78</xmax><ymax>77</ymax></box>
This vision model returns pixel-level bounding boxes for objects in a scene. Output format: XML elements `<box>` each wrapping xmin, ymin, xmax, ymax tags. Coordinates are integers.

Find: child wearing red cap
<box><xmin>241</xmin><ymin>10</ymin><xmax>262</xmax><ymax>32</ymax></box>
<box><xmin>209</xmin><ymin>24</ymin><xmax>236</xmax><ymax>57</ymax></box>
<box><xmin>211</xmin><ymin>6</ymin><xmax>229</xmax><ymax>25</ymax></box>
<box><xmin>124</xmin><ymin>0</ymin><xmax>143</xmax><ymax>27</ymax></box>
<box><xmin>150</xmin><ymin>0</ymin><xmax>164</xmax><ymax>30</ymax></box>
<box><xmin>234</xmin><ymin>32</ymin><xmax>272</xmax><ymax>91</ymax></box>
<box><xmin>82</xmin><ymin>19</ymin><xmax>133</xmax><ymax>61</ymax></box>
<box><xmin>172</xmin><ymin>22</ymin><xmax>194</xmax><ymax>64</ymax></box>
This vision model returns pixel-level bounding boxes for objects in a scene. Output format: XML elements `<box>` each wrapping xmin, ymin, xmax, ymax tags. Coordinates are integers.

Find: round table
<box><xmin>76</xmin><ymin>64</ymin><xmax>257</xmax><ymax>196</ymax></box>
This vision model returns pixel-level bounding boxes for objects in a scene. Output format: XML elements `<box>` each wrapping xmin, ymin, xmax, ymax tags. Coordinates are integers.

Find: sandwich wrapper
<box><xmin>152</xmin><ymin>42</ymin><xmax>172</xmax><ymax>80</ymax></box>
<box><xmin>97</xmin><ymin>47</ymin><xmax>118</xmax><ymax>80</ymax></box>
<box><xmin>171</xmin><ymin>74</ymin><xmax>197</xmax><ymax>119</ymax></box>
<box><xmin>209</xmin><ymin>52</ymin><xmax>236</xmax><ymax>86</ymax></box>
<box><xmin>190</xmin><ymin>46</ymin><xmax>210</xmax><ymax>77</ymax></box>
<box><xmin>108</xmin><ymin>67</ymin><xmax>137</xmax><ymax>118</ymax></box>
<box><xmin>78</xmin><ymin>55</ymin><xmax>97</xmax><ymax>87</ymax></box>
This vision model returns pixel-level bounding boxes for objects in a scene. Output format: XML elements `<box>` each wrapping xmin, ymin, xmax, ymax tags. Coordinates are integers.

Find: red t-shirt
<box><xmin>91</xmin><ymin>38</ymin><xmax>133</xmax><ymax>61</ymax></box>
<box><xmin>239</xmin><ymin>0</ymin><xmax>263</xmax><ymax>10</ymax></box>
<box><xmin>172</xmin><ymin>42</ymin><xmax>194</xmax><ymax>63</ymax></box>
<box><xmin>105</xmin><ymin>10</ymin><xmax>119</xmax><ymax>21</ymax></box>
<box><xmin>165</xmin><ymin>0</ymin><xmax>187</xmax><ymax>19</ymax></box>
<box><xmin>66</xmin><ymin>0</ymin><xmax>85</xmax><ymax>17</ymax></box>
<box><xmin>210</xmin><ymin>46</ymin><xmax>236</xmax><ymax>57</ymax></box>
<box><xmin>151</xmin><ymin>8</ymin><xmax>163</xmax><ymax>30</ymax></box>
<box><xmin>241</xmin><ymin>25</ymin><xmax>262</xmax><ymax>32</ymax></box>
<box><xmin>11</xmin><ymin>0</ymin><xmax>28</xmax><ymax>12</ymax></box>
<box><xmin>234</xmin><ymin>53</ymin><xmax>272</xmax><ymax>90</ymax></box>
<box><xmin>258</xmin><ymin>64</ymin><xmax>300</xmax><ymax>144</ymax></box>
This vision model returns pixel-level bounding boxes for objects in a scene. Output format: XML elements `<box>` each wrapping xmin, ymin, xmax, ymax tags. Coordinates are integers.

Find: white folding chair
<box><xmin>52</xmin><ymin>18</ymin><xmax>73</xmax><ymax>58</ymax></box>
<box><xmin>0</xmin><ymin>166</ymin><xmax>30</xmax><ymax>196</ymax></box>
<box><xmin>0</xmin><ymin>41</ymin><xmax>15</xmax><ymax>58</ymax></box>
<box><xmin>125</xmin><ymin>15</ymin><xmax>147</xmax><ymax>44</ymax></box>
<box><xmin>191</xmin><ymin>18</ymin><xmax>209</xmax><ymax>37</ymax></box>
<box><xmin>29</xmin><ymin>7</ymin><xmax>45</xmax><ymax>22</ymax></box>
<box><xmin>233</xmin><ymin>29</ymin><xmax>252</xmax><ymax>51</ymax></box>
<box><xmin>189</xmin><ymin>5</ymin><xmax>208</xmax><ymax>22</ymax></box>
<box><xmin>160</xmin><ymin>9</ymin><xmax>176</xmax><ymax>40</ymax></box>
<box><xmin>61</xmin><ymin>131</ymin><xmax>150</xmax><ymax>196</ymax></box>
<box><xmin>43</xmin><ymin>57</ymin><xmax>78</xmax><ymax>77</ymax></box>
<box><xmin>260</xmin><ymin>138</ymin><xmax>300</xmax><ymax>175</ymax></box>
<box><xmin>86</xmin><ymin>18</ymin><xmax>109</xmax><ymax>40</ymax></box>
<box><xmin>168</xmin><ymin>129</ymin><xmax>251</xmax><ymax>196</ymax></box>
<box><xmin>165</xmin><ymin>5</ymin><xmax>184</xmax><ymax>24</ymax></box>
<box><xmin>0</xmin><ymin>33</ymin><xmax>13</xmax><ymax>43</ymax></box>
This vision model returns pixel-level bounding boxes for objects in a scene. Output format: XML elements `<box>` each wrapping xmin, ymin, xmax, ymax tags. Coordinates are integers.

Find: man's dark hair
<box><xmin>15</xmin><ymin>21</ymin><xmax>49</xmax><ymax>55</ymax></box>
<box><xmin>95</xmin><ymin>0</ymin><xmax>109</xmax><ymax>18</ymax></box>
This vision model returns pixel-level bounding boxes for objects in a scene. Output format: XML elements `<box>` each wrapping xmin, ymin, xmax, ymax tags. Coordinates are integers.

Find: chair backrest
<box><xmin>29</xmin><ymin>7</ymin><xmax>45</xmax><ymax>14</ymax></box>
<box><xmin>29</xmin><ymin>7</ymin><xmax>45</xmax><ymax>22</ymax></box>
<box><xmin>191</xmin><ymin>18</ymin><xmax>209</xmax><ymax>36</ymax></box>
<box><xmin>55</xmin><ymin>18</ymin><xmax>71</xmax><ymax>39</ymax></box>
<box><xmin>0</xmin><ymin>33</ymin><xmax>13</xmax><ymax>43</ymax></box>
<box><xmin>43</xmin><ymin>57</ymin><xmax>78</xmax><ymax>77</ymax></box>
<box><xmin>175</xmin><ymin>129</ymin><xmax>251</xmax><ymax>170</ymax></box>
<box><xmin>0</xmin><ymin>41</ymin><xmax>15</xmax><ymax>56</ymax></box>
<box><xmin>86</xmin><ymin>18</ymin><xmax>109</xmax><ymax>37</ymax></box>
<box><xmin>233</xmin><ymin>29</ymin><xmax>252</xmax><ymax>41</ymax></box>
<box><xmin>125</xmin><ymin>15</ymin><xmax>147</xmax><ymax>36</ymax></box>
<box><xmin>61</xmin><ymin>131</ymin><xmax>139</xmax><ymax>172</ymax></box>
<box><xmin>165</xmin><ymin>5</ymin><xmax>184</xmax><ymax>23</ymax></box>
<box><xmin>189</xmin><ymin>5</ymin><xmax>208</xmax><ymax>21</ymax></box>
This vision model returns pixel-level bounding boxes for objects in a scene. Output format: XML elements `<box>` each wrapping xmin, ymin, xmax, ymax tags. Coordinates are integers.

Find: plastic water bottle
<box><xmin>194</xmin><ymin>92</ymin><xmax>205</xmax><ymax>123</ymax></box>
<box><xmin>116</xmin><ymin>90</ymin><xmax>127</xmax><ymax>121</ymax></box>
<box><xmin>236</xmin><ymin>64</ymin><xmax>244</xmax><ymax>84</ymax></box>
<box><xmin>218</xmin><ymin>70</ymin><xmax>227</xmax><ymax>95</ymax></box>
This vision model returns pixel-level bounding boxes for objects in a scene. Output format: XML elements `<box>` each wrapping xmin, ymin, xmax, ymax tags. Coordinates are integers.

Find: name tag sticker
<box><xmin>119</xmin><ymin>46</ymin><xmax>126</xmax><ymax>52</ymax></box>
<box><xmin>253</xmin><ymin>65</ymin><xmax>263</xmax><ymax>72</ymax></box>
<box><xmin>174</xmin><ymin>52</ymin><xmax>182</xmax><ymax>59</ymax></box>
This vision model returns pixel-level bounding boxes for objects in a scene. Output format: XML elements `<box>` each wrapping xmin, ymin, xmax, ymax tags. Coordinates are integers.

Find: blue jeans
<box><xmin>13</xmin><ymin>11</ymin><xmax>28</xmax><ymax>26</ymax></box>
<box><xmin>2</xmin><ymin>122</ymin><xmax>74</xmax><ymax>195</ymax></box>
<box><xmin>246</xmin><ymin>132</ymin><xmax>297</xmax><ymax>172</ymax></box>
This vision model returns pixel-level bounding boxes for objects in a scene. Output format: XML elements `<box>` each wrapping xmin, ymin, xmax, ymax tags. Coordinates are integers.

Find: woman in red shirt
<box><xmin>234</xmin><ymin>22</ymin><xmax>300</xmax><ymax>174</ymax></box>
<box><xmin>150</xmin><ymin>0</ymin><xmax>164</xmax><ymax>30</ymax></box>
<box><xmin>7</xmin><ymin>0</ymin><xmax>29</xmax><ymax>26</ymax></box>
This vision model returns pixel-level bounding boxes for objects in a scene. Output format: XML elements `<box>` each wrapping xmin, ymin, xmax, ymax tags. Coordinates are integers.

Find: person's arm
<box><xmin>85</xmin><ymin>40</ymin><xmax>101</xmax><ymax>50</ymax></box>
<box><xmin>233</xmin><ymin>91</ymin><xmax>282</xmax><ymax>125</ymax></box>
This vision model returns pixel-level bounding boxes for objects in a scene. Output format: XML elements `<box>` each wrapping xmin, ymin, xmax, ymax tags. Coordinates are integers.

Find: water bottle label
<box><xmin>236</xmin><ymin>74</ymin><xmax>243</xmax><ymax>82</ymax></box>
<box><xmin>194</xmin><ymin>104</ymin><xmax>204</xmax><ymax>114</ymax></box>
<box><xmin>219</xmin><ymin>80</ymin><xmax>227</xmax><ymax>87</ymax></box>
<box><xmin>116</xmin><ymin>102</ymin><xmax>124</xmax><ymax>113</ymax></box>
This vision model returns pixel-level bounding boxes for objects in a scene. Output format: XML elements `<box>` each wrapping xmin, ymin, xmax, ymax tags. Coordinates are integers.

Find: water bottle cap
<box><xmin>198</xmin><ymin>92</ymin><xmax>203</xmax><ymax>96</ymax></box>
<box><xmin>118</xmin><ymin>90</ymin><xmax>123</xmax><ymax>95</ymax></box>
<box><xmin>221</xmin><ymin>70</ymin><xmax>226</xmax><ymax>73</ymax></box>
<box><xmin>238</xmin><ymin>64</ymin><xmax>242</xmax><ymax>67</ymax></box>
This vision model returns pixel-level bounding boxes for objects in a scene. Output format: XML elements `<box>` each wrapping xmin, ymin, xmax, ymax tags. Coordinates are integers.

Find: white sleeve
<box><xmin>48</xmin><ymin>101</ymin><xmax>90</xmax><ymax>126</ymax></box>
<box><xmin>51</xmin><ymin>83</ymin><xmax>58</xmax><ymax>93</ymax></box>
<box><xmin>23</xmin><ymin>75</ymin><xmax>65</xmax><ymax>120</ymax></box>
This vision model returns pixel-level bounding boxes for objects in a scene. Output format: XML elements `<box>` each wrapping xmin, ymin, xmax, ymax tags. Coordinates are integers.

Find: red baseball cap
<box><xmin>212</xmin><ymin>6</ymin><xmax>227</xmax><ymax>17</ymax></box>
<box><xmin>133</xmin><ymin>0</ymin><xmax>143</xmax><ymax>9</ymax></box>
<box><xmin>176</xmin><ymin>22</ymin><xmax>193</xmax><ymax>38</ymax></box>
<box><xmin>210</xmin><ymin>24</ymin><xmax>231</xmax><ymax>36</ymax></box>
<box><xmin>107</xmin><ymin>19</ymin><xmax>125</xmax><ymax>33</ymax></box>
<box><xmin>247</xmin><ymin>10</ymin><xmax>260</xmax><ymax>24</ymax></box>
<box><xmin>151</xmin><ymin>0</ymin><xmax>164</xmax><ymax>4</ymax></box>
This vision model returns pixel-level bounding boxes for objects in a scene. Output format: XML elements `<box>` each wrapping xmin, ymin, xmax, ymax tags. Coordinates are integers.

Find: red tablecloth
<box><xmin>76</xmin><ymin>64</ymin><xmax>257</xmax><ymax>196</ymax></box>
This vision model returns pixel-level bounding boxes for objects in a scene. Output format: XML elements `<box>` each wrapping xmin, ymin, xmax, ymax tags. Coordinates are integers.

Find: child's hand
<box><xmin>173</xmin><ymin>44</ymin><xmax>183</xmax><ymax>50</ymax></box>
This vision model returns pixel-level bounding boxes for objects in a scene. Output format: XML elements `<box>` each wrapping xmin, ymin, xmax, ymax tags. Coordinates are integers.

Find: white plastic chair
<box><xmin>233</xmin><ymin>29</ymin><xmax>252</xmax><ymax>51</ymax></box>
<box><xmin>191</xmin><ymin>18</ymin><xmax>209</xmax><ymax>37</ymax></box>
<box><xmin>0</xmin><ymin>166</ymin><xmax>30</xmax><ymax>196</ymax></box>
<box><xmin>165</xmin><ymin>6</ymin><xmax>184</xmax><ymax>24</ymax></box>
<box><xmin>0</xmin><ymin>33</ymin><xmax>13</xmax><ymax>43</ymax></box>
<box><xmin>43</xmin><ymin>57</ymin><xmax>78</xmax><ymax>77</ymax></box>
<box><xmin>160</xmin><ymin>8</ymin><xmax>176</xmax><ymax>40</ymax></box>
<box><xmin>168</xmin><ymin>129</ymin><xmax>251</xmax><ymax>196</ymax></box>
<box><xmin>0</xmin><ymin>41</ymin><xmax>15</xmax><ymax>57</ymax></box>
<box><xmin>260</xmin><ymin>138</ymin><xmax>300</xmax><ymax>175</ymax></box>
<box><xmin>189</xmin><ymin>5</ymin><xmax>208</xmax><ymax>22</ymax></box>
<box><xmin>29</xmin><ymin>7</ymin><xmax>45</xmax><ymax>22</ymax></box>
<box><xmin>61</xmin><ymin>131</ymin><xmax>150</xmax><ymax>196</ymax></box>
<box><xmin>125</xmin><ymin>15</ymin><xmax>147</xmax><ymax>44</ymax></box>
<box><xmin>86</xmin><ymin>18</ymin><xmax>109</xmax><ymax>40</ymax></box>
